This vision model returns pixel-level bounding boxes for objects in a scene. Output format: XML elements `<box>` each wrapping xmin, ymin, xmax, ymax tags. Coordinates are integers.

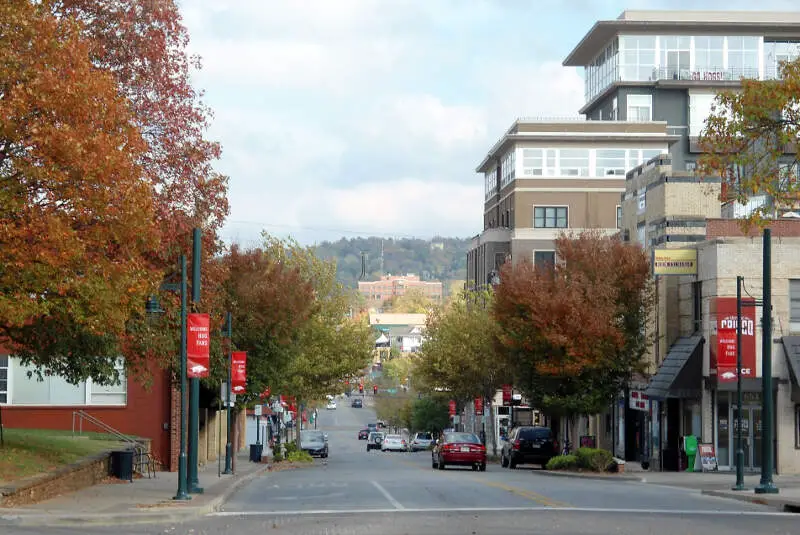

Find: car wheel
<box><xmin>501</xmin><ymin>454</ymin><xmax>509</xmax><ymax>468</ymax></box>
<box><xmin>479</xmin><ymin>463</ymin><xmax>486</xmax><ymax>472</ymax></box>
<box><xmin>471</xmin><ymin>464</ymin><xmax>478</xmax><ymax>471</ymax></box>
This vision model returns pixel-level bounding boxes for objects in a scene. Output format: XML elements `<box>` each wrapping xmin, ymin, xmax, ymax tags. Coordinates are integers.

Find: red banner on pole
<box><xmin>711</xmin><ymin>297</ymin><xmax>756</xmax><ymax>382</ymax></box>
<box><xmin>231</xmin><ymin>351</ymin><xmax>247</xmax><ymax>394</ymax></box>
<box><xmin>448</xmin><ymin>400</ymin><xmax>456</xmax><ymax>416</ymax></box>
<box><xmin>474</xmin><ymin>397</ymin><xmax>484</xmax><ymax>416</ymax></box>
<box><xmin>187</xmin><ymin>313</ymin><xmax>210</xmax><ymax>378</ymax></box>
<box><xmin>502</xmin><ymin>384</ymin><xmax>512</xmax><ymax>406</ymax></box>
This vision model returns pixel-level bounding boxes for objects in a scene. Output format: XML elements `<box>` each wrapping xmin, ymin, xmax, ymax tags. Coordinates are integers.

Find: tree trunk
<box><xmin>485</xmin><ymin>390</ymin><xmax>496</xmax><ymax>457</ymax></box>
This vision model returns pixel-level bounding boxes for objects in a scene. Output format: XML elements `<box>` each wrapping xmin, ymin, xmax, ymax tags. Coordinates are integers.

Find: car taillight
<box><xmin>513</xmin><ymin>439</ymin><xmax>521</xmax><ymax>450</ymax></box>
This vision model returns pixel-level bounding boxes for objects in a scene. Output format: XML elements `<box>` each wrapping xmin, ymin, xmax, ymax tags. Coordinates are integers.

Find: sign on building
<box><xmin>652</xmin><ymin>249</ymin><xmax>697</xmax><ymax>276</ymax></box>
<box><xmin>712</xmin><ymin>298</ymin><xmax>756</xmax><ymax>381</ymax></box>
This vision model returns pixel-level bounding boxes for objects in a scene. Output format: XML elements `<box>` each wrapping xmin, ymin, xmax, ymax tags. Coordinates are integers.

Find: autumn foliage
<box><xmin>493</xmin><ymin>232</ymin><xmax>652</xmax><ymax>415</ymax></box>
<box><xmin>699</xmin><ymin>58</ymin><xmax>800</xmax><ymax>224</ymax></box>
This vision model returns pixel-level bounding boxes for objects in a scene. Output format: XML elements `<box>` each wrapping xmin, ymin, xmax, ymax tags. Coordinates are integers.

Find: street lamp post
<box><xmin>188</xmin><ymin>228</ymin><xmax>204</xmax><ymax>495</ymax></box>
<box><xmin>733</xmin><ymin>276</ymin><xmax>746</xmax><ymax>491</ymax></box>
<box><xmin>756</xmin><ymin>228</ymin><xmax>779</xmax><ymax>494</ymax></box>
<box><xmin>167</xmin><ymin>256</ymin><xmax>191</xmax><ymax>501</ymax></box>
<box><xmin>222</xmin><ymin>311</ymin><xmax>233</xmax><ymax>474</ymax></box>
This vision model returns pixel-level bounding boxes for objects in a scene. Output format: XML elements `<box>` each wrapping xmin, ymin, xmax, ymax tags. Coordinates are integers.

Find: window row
<box><xmin>0</xmin><ymin>357</ymin><xmax>127</xmax><ymax>406</ymax></box>
<box><xmin>519</xmin><ymin>147</ymin><xmax>665</xmax><ymax>178</ymax></box>
<box><xmin>501</xmin><ymin>150</ymin><xmax>516</xmax><ymax>188</ymax></box>
<box><xmin>485</xmin><ymin>168</ymin><xmax>497</xmax><ymax>199</ymax></box>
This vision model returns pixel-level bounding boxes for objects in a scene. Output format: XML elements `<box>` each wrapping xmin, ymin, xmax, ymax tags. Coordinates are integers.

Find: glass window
<box><xmin>791</xmin><ymin>279</ymin><xmax>800</xmax><ymax>332</ymax></box>
<box><xmin>689</xmin><ymin>93</ymin><xmax>717</xmax><ymax>136</ymax></box>
<box><xmin>727</xmin><ymin>36</ymin><xmax>760</xmax><ymax>79</ymax></box>
<box><xmin>642</xmin><ymin>149</ymin><xmax>665</xmax><ymax>163</ymax></box>
<box><xmin>619</xmin><ymin>35</ymin><xmax>656</xmax><ymax>82</ymax></box>
<box><xmin>559</xmin><ymin>149</ymin><xmax>589</xmax><ymax>176</ymax></box>
<box><xmin>616</xmin><ymin>206</ymin><xmax>623</xmax><ymax>229</ymax></box>
<box><xmin>694</xmin><ymin>36</ymin><xmax>724</xmax><ymax>72</ymax></box>
<box><xmin>596</xmin><ymin>149</ymin><xmax>627</xmax><ymax>176</ymax></box>
<box><xmin>0</xmin><ymin>356</ymin><xmax>7</xmax><ymax>404</ymax></box>
<box><xmin>445</xmin><ymin>432</ymin><xmax>481</xmax><ymax>444</ymax></box>
<box><xmin>764</xmin><ymin>41</ymin><xmax>800</xmax><ymax>79</ymax></box>
<box><xmin>660</xmin><ymin>35</ymin><xmax>691</xmax><ymax>79</ymax></box>
<box><xmin>534</xmin><ymin>251</ymin><xmax>556</xmax><ymax>268</ymax></box>
<box><xmin>534</xmin><ymin>206</ymin><xmax>568</xmax><ymax>228</ymax></box>
<box><xmin>89</xmin><ymin>361</ymin><xmax>127</xmax><ymax>405</ymax></box>
<box><xmin>627</xmin><ymin>94</ymin><xmax>652</xmax><ymax>122</ymax></box>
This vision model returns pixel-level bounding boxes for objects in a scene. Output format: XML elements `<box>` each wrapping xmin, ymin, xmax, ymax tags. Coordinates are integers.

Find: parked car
<box><xmin>366</xmin><ymin>423</ymin><xmax>378</xmax><ymax>433</ymax></box>
<box><xmin>377</xmin><ymin>420</ymin><xmax>386</xmax><ymax>429</ymax></box>
<box><xmin>300</xmin><ymin>430</ymin><xmax>329</xmax><ymax>458</ymax></box>
<box><xmin>410</xmin><ymin>432</ymin><xmax>434</xmax><ymax>451</ymax></box>
<box><xmin>366</xmin><ymin>431</ymin><xmax>385</xmax><ymax>451</ymax></box>
<box><xmin>351</xmin><ymin>398</ymin><xmax>363</xmax><ymax>408</ymax></box>
<box><xmin>358</xmin><ymin>428</ymin><xmax>370</xmax><ymax>440</ymax></box>
<box><xmin>500</xmin><ymin>426</ymin><xmax>556</xmax><ymax>469</ymax></box>
<box><xmin>326</xmin><ymin>400</ymin><xmax>337</xmax><ymax>410</ymax></box>
<box><xmin>432</xmin><ymin>432</ymin><xmax>486</xmax><ymax>471</ymax></box>
<box><xmin>381</xmin><ymin>434</ymin><xmax>408</xmax><ymax>452</ymax></box>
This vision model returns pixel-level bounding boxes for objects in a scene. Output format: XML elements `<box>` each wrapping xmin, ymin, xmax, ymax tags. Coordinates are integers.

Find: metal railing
<box><xmin>72</xmin><ymin>410</ymin><xmax>156</xmax><ymax>478</ymax></box>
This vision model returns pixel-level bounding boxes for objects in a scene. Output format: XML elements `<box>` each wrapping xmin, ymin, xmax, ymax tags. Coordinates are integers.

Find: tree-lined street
<box><xmin>6</xmin><ymin>401</ymin><xmax>793</xmax><ymax>535</ymax></box>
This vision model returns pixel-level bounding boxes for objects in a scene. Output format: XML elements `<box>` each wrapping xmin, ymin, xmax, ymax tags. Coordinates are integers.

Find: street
<box><xmin>5</xmin><ymin>399</ymin><xmax>799</xmax><ymax>535</ymax></box>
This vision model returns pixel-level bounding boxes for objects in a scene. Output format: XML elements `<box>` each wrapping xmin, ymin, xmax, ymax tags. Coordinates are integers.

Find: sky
<box><xmin>179</xmin><ymin>0</ymin><xmax>798</xmax><ymax>246</ymax></box>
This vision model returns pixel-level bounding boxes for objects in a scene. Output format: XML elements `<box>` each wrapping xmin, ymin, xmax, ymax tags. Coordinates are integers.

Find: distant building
<box><xmin>358</xmin><ymin>274</ymin><xmax>443</xmax><ymax>310</ymax></box>
<box><xmin>368</xmin><ymin>313</ymin><xmax>427</xmax><ymax>365</ymax></box>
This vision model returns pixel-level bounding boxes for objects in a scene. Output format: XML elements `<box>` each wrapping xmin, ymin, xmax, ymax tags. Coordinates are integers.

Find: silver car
<box><xmin>410</xmin><ymin>432</ymin><xmax>434</xmax><ymax>451</ymax></box>
<box><xmin>300</xmin><ymin>430</ymin><xmax>328</xmax><ymax>458</ymax></box>
<box><xmin>381</xmin><ymin>434</ymin><xmax>408</xmax><ymax>452</ymax></box>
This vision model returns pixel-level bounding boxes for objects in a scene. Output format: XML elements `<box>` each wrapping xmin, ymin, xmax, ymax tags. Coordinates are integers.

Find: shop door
<box><xmin>731</xmin><ymin>406</ymin><xmax>762</xmax><ymax>470</ymax></box>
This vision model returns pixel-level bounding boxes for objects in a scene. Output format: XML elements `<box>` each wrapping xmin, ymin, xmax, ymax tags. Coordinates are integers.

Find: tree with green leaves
<box><xmin>410</xmin><ymin>397</ymin><xmax>451</xmax><ymax>436</ymax></box>
<box><xmin>415</xmin><ymin>288</ymin><xmax>503</xmax><ymax>450</ymax></box>
<box><xmin>699</xmin><ymin>58</ymin><xmax>800</xmax><ymax>224</ymax></box>
<box><xmin>384</xmin><ymin>288</ymin><xmax>435</xmax><ymax>313</ymax></box>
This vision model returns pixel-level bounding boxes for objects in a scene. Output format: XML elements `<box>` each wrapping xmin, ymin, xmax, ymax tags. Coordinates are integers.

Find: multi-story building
<box><xmin>358</xmin><ymin>274</ymin><xmax>442</xmax><ymax>311</ymax></box>
<box><xmin>563</xmin><ymin>10</ymin><xmax>800</xmax><ymax>172</ymax></box>
<box><xmin>623</xmin><ymin>155</ymin><xmax>800</xmax><ymax>474</ymax></box>
<box><xmin>467</xmin><ymin>118</ymin><xmax>676</xmax><ymax>290</ymax></box>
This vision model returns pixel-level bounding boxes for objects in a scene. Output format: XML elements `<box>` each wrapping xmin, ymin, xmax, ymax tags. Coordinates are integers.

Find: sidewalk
<box><xmin>0</xmin><ymin>450</ymin><xmax>270</xmax><ymax>527</ymax></box>
<box><xmin>538</xmin><ymin>463</ymin><xmax>800</xmax><ymax>511</ymax></box>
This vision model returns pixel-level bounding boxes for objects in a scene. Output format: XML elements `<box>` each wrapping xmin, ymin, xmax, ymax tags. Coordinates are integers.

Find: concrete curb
<box><xmin>0</xmin><ymin>462</ymin><xmax>272</xmax><ymax>527</ymax></box>
<box><xmin>701</xmin><ymin>489</ymin><xmax>800</xmax><ymax>511</ymax></box>
<box><xmin>534</xmin><ymin>470</ymin><xmax>645</xmax><ymax>483</ymax></box>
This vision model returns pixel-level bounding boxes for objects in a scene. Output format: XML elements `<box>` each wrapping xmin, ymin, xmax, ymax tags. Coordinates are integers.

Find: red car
<box><xmin>358</xmin><ymin>428</ymin><xmax>370</xmax><ymax>440</ymax></box>
<box><xmin>432</xmin><ymin>432</ymin><xmax>486</xmax><ymax>471</ymax></box>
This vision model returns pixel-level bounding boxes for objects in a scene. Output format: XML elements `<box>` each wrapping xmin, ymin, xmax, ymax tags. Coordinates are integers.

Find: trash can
<box><xmin>249</xmin><ymin>443</ymin><xmax>264</xmax><ymax>463</ymax></box>
<box><xmin>111</xmin><ymin>450</ymin><xmax>134</xmax><ymax>482</ymax></box>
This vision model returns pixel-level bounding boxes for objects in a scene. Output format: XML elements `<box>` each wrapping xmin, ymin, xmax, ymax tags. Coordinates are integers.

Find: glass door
<box><xmin>751</xmin><ymin>407</ymin><xmax>762</xmax><ymax>470</ymax></box>
<box><xmin>732</xmin><ymin>407</ymin><xmax>751</xmax><ymax>469</ymax></box>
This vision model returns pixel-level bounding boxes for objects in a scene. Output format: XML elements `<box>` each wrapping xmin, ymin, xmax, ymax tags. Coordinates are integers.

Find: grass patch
<box><xmin>0</xmin><ymin>428</ymin><xmax>124</xmax><ymax>483</ymax></box>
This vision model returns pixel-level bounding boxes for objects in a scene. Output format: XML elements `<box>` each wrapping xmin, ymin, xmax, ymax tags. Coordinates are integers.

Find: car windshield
<box><xmin>444</xmin><ymin>432</ymin><xmax>481</xmax><ymax>444</ymax></box>
<box><xmin>301</xmin><ymin>431</ymin><xmax>324</xmax><ymax>442</ymax></box>
<box><xmin>520</xmin><ymin>428</ymin><xmax>551</xmax><ymax>440</ymax></box>
<box><xmin>416</xmin><ymin>433</ymin><xmax>432</xmax><ymax>440</ymax></box>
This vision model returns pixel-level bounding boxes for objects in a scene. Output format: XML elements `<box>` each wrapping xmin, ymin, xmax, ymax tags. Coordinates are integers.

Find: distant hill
<box><xmin>312</xmin><ymin>236</ymin><xmax>471</xmax><ymax>290</ymax></box>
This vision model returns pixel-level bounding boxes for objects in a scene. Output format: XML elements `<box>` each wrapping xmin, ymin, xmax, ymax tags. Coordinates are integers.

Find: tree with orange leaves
<box><xmin>699</xmin><ymin>58</ymin><xmax>800</xmax><ymax>224</ymax></box>
<box><xmin>493</xmin><ymin>231</ymin><xmax>652</xmax><ymax>416</ymax></box>
<box><xmin>0</xmin><ymin>1</ymin><xmax>162</xmax><ymax>383</ymax></box>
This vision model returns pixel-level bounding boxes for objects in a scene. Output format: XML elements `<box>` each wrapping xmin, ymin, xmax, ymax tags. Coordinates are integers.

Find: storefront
<box><xmin>713</xmin><ymin>387</ymin><xmax>776</xmax><ymax>471</ymax></box>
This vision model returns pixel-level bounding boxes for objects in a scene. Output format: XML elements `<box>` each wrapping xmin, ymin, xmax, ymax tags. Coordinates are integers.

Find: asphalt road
<box><xmin>7</xmin><ymin>396</ymin><xmax>800</xmax><ymax>535</ymax></box>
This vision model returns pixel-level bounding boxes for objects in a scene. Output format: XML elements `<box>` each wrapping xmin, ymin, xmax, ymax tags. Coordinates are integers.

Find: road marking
<box><xmin>210</xmin><ymin>506</ymin><xmax>795</xmax><ymax>517</ymax></box>
<box><xmin>473</xmin><ymin>478</ymin><xmax>571</xmax><ymax>508</ymax></box>
<box><xmin>371</xmin><ymin>480</ymin><xmax>405</xmax><ymax>510</ymax></box>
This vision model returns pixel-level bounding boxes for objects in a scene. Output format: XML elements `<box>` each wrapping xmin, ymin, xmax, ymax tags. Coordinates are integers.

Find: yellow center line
<box><xmin>386</xmin><ymin>455</ymin><xmax>572</xmax><ymax>508</ymax></box>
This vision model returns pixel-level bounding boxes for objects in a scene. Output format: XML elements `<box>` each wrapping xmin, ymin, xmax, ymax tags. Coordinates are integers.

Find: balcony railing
<box><xmin>651</xmin><ymin>66</ymin><xmax>759</xmax><ymax>82</ymax></box>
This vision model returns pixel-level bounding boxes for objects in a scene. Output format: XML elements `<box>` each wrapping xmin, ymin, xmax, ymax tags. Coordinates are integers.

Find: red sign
<box><xmin>474</xmin><ymin>397</ymin><xmax>484</xmax><ymax>416</ymax></box>
<box><xmin>231</xmin><ymin>351</ymin><xmax>247</xmax><ymax>394</ymax></box>
<box><xmin>448</xmin><ymin>400</ymin><xmax>456</xmax><ymax>416</ymax></box>
<box><xmin>502</xmin><ymin>384</ymin><xmax>512</xmax><ymax>406</ymax></box>
<box><xmin>187</xmin><ymin>313</ymin><xmax>210</xmax><ymax>378</ymax></box>
<box><xmin>712</xmin><ymin>297</ymin><xmax>756</xmax><ymax>382</ymax></box>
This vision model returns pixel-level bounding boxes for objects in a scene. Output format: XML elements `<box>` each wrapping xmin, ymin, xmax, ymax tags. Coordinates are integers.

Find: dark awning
<box><xmin>645</xmin><ymin>335</ymin><xmax>704</xmax><ymax>401</ymax></box>
<box><xmin>782</xmin><ymin>336</ymin><xmax>800</xmax><ymax>386</ymax></box>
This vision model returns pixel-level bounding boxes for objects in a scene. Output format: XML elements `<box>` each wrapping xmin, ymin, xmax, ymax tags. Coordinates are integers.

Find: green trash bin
<box><xmin>683</xmin><ymin>435</ymin><xmax>698</xmax><ymax>472</ymax></box>
<box><xmin>111</xmin><ymin>450</ymin><xmax>134</xmax><ymax>482</ymax></box>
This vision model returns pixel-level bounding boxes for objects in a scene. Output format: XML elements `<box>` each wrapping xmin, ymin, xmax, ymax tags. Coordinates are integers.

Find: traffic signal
<box><xmin>373</xmin><ymin>385</ymin><xmax>378</xmax><ymax>394</ymax></box>
<box><xmin>359</xmin><ymin>384</ymin><xmax>364</xmax><ymax>393</ymax></box>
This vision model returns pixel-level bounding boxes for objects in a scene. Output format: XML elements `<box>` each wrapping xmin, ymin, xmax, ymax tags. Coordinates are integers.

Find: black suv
<box><xmin>500</xmin><ymin>426</ymin><xmax>555</xmax><ymax>469</ymax></box>
<box><xmin>351</xmin><ymin>398</ymin><xmax>363</xmax><ymax>408</ymax></box>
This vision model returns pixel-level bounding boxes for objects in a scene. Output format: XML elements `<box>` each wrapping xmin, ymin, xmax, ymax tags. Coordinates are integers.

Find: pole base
<box><xmin>173</xmin><ymin>492</ymin><xmax>192</xmax><ymax>501</ymax></box>
<box><xmin>188</xmin><ymin>485</ymin><xmax>205</xmax><ymax>494</ymax></box>
<box><xmin>222</xmin><ymin>469</ymin><xmax>233</xmax><ymax>475</ymax></box>
<box><xmin>731</xmin><ymin>484</ymin><xmax>747</xmax><ymax>491</ymax></box>
<box><xmin>754</xmin><ymin>483</ymin><xmax>779</xmax><ymax>494</ymax></box>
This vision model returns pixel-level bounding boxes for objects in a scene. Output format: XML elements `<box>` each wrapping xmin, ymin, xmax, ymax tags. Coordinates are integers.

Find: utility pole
<box><xmin>732</xmin><ymin>276</ymin><xmax>745</xmax><ymax>491</ymax></box>
<box><xmin>756</xmin><ymin>228</ymin><xmax>778</xmax><ymax>494</ymax></box>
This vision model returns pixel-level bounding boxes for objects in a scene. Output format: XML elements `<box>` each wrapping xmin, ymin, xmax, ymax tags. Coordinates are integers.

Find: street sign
<box><xmin>254</xmin><ymin>404</ymin><xmax>263</xmax><ymax>416</ymax></box>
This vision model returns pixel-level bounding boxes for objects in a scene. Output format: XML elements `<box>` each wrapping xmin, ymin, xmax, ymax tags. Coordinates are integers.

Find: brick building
<box><xmin>358</xmin><ymin>274</ymin><xmax>442</xmax><ymax>311</ymax></box>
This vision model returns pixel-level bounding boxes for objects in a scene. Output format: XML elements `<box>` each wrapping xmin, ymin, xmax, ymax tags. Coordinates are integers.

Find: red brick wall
<box><xmin>706</xmin><ymin>218</ymin><xmax>800</xmax><ymax>239</ymax></box>
<box><xmin>3</xmin><ymin>364</ymin><xmax>173</xmax><ymax>471</ymax></box>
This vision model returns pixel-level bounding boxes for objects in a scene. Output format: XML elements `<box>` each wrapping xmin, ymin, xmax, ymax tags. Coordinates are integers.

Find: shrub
<box><xmin>575</xmin><ymin>447</ymin><xmax>614</xmax><ymax>472</ymax></box>
<box><xmin>284</xmin><ymin>441</ymin><xmax>298</xmax><ymax>455</ymax></box>
<box><xmin>545</xmin><ymin>454</ymin><xmax>578</xmax><ymax>471</ymax></box>
<box><xmin>286</xmin><ymin>450</ymin><xmax>313</xmax><ymax>463</ymax></box>
<box><xmin>273</xmin><ymin>450</ymin><xmax>283</xmax><ymax>463</ymax></box>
